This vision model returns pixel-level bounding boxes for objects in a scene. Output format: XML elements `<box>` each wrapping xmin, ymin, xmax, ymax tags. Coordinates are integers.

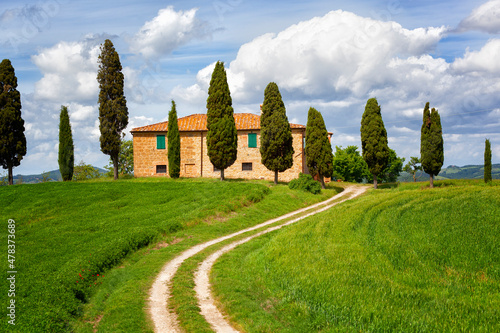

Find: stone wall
<box><xmin>132</xmin><ymin>129</ymin><xmax>305</xmax><ymax>182</ymax></box>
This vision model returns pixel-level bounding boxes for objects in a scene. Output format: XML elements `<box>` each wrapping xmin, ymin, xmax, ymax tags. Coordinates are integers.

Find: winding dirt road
<box><xmin>149</xmin><ymin>185</ymin><xmax>367</xmax><ymax>333</ymax></box>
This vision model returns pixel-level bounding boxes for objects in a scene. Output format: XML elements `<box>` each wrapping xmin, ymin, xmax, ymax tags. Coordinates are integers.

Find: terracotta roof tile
<box><xmin>131</xmin><ymin>113</ymin><xmax>305</xmax><ymax>133</ymax></box>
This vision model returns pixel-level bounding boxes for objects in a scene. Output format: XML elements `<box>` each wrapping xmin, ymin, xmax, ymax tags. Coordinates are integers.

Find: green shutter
<box><xmin>157</xmin><ymin>135</ymin><xmax>166</xmax><ymax>149</ymax></box>
<box><xmin>248</xmin><ymin>133</ymin><xmax>257</xmax><ymax>148</ymax></box>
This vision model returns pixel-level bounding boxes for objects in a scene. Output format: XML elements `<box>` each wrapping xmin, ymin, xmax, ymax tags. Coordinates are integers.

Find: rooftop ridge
<box><xmin>131</xmin><ymin>112</ymin><xmax>305</xmax><ymax>133</ymax></box>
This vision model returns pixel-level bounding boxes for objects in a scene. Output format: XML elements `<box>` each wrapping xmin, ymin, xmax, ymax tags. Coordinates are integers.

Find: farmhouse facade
<box><xmin>130</xmin><ymin>113</ymin><xmax>307</xmax><ymax>182</ymax></box>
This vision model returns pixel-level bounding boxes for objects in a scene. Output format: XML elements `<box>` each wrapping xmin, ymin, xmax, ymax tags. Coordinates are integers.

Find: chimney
<box><xmin>260</xmin><ymin>104</ymin><xmax>263</xmax><ymax>115</ymax></box>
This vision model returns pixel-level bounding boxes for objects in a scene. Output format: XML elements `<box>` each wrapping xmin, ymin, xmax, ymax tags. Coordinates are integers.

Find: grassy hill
<box><xmin>213</xmin><ymin>180</ymin><xmax>500</xmax><ymax>332</ymax></box>
<box><xmin>398</xmin><ymin>163</ymin><xmax>500</xmax><ymax>182</ymax></box>
<box><xmin>0</xmin><ymin>178</ymin><xmax>336</xmax><ymax>332</ymax></box>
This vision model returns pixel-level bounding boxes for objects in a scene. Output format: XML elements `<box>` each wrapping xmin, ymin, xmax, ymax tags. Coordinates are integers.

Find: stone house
<box><xmin>130</xmin><ymin>113</ymin><xmax>307</xmax><ymax>182</ymax></box>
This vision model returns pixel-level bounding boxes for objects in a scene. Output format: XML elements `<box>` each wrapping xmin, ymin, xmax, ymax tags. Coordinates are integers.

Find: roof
<box><xmin>130</xmin><ymin>113</ymin><xmax>306</xmax><ymax>133</ymax></box>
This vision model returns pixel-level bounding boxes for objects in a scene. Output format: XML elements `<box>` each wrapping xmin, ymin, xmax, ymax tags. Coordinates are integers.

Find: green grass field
<box><xmin>212</xmin><ymin>180</ymin><xmax>500</xmax><ymax>332</ymax></box>
<box><xmin>0</xmin><ymin>178</ymin><xmax>336</xmax><ymax>332</ymax></box>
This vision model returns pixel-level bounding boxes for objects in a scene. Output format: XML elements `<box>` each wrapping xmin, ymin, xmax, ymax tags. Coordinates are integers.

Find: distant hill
<box><xmin>398</xmin><ymin>164</ymin><xmax>500</xmax><ymax>182</ymax></box>
<box><xmin>9</xmin><ymin>167</ymin><xmax>107</xmax><ymax>184</ymax></box>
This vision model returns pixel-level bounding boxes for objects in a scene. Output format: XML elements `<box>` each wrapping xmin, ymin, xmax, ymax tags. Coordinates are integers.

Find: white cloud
<box><xmin>452</xmin><ymin>39</ymin><xmax>500</xmax><ymax>74</ymax></box>
<box><xmin>224</xmin><ymin>10</ymin><xmax>446</xmax><ymax>100</ymax></box>
<box><xmin>128</xmin><ymin>6</ymin><xmax>210</xmax><ymax>60</ymax></box>
<box><xmin>68</xmin><ymin>103</ymin><xmax>96</xmax><ymax>122</ymax></box>
<box><xmin>457</xmin><ymin>0</ymin><xmax>500</xmax><ymax>33</ymax></box>
<box><xmin>32</xmin><ymin>34</ymin><xmax>105</xmax><ymax>103</ymax></box>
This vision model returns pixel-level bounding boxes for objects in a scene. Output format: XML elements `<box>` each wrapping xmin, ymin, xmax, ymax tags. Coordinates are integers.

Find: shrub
<box><xmin>289</xmin><ymin>173</ymin><xmax>321</xmax><ymax>194</ymax></box>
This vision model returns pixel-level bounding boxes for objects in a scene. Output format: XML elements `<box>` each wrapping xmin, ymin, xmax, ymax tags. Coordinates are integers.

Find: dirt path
<box><xmin>149</xmin><ymin>186</ymin><xmax>367</xmax><ymax>333</ymax></box>
<box><xmin>193</xmin><ymin>186</ymin><xmax>367</xmax><ymax>332</ymax></box>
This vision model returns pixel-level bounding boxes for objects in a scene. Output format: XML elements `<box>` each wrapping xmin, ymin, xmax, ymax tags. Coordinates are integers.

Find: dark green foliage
<box><xmin>206</xmin><ymin>61</ymin><xmax>237</xmax><ymax>180</ymax></box>
<box><xmin>403</xmin><ymin>156</ymin><xmax>422</xmax><ymax>182</ymax></box>
<box><xmin>97</xmin><ymin>39</ymin><xmax>128</xmax><ymax>180</ymax></box>
<box><xmin>168</xmin><ymin>100</ymin><xmax>181</xmax><ymax>178</ymax></box>
<box><xmin>485</xmin><ymin>139</ymin><xmax>492</xmax><ymax>183</ymax></box>
<box><xmin>305</xmin><ymin>107</ymin><xmax>333</xmax><ymax>188</ymax></box>
<box><xmin>58</xmin><ymin>105</ymin><xmax>74</xmax><ymax>181</ymax></box>
<box><xmin>360</xmin><ymin>98</ymin><xmax>389</xmax><ymax>188</ymax></box>
<box><xmin>420</xmin><ymin>102</ymin><xmax>444</xmax><ymax>188</ymax></box>
<box><xmin>260</xmin><ymin>82</ymin><xmax>294</xmax><ymax>184</ymax></box>
<box><xmin>0</xmin><ymin>59</ymin><xmax>26</xmax><ymax>185</ymax></box>
<box><xmin>332</xmin><ymin>146</ymin><xmax>370</xmax><ymax>182</ymax></box>
<box><xmin>289</xmin><ymin>173</ymin><xmax>321</xmax><ymax>194</ymax></box>
<box><xmin>377</xmin><ymin>148</ymin><xmax>405</xmax><ymax>183</ymax></box>
<box><xmin>104</xmin><ymin>138</ymin><xmax>133</xmax><ymax>177</ymax></box>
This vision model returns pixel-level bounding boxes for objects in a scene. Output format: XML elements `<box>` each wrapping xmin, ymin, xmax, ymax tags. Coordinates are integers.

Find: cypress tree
<box><xmin>58</xmin><ymin>105</ymin><xmax>74</xmax><ymax>181</ymax></box>
<box><xmin>168</xmin><ymin>100</ymin><xmax>180</xmax><ymax>178</ymax></box>
<box><xmin>206</xmin><ymin>61</ymin><xmax>237</xmax><ymax>180</ymax></box>
<box><xmin>484</xmin><ymin>138</ymin><xmax>492</xmax><ymax>183</ymax></box>
<box><xmin>305</xmin><ymin>107</ymin><xmax>333</xmax><ymax>189</ymax></box>
<box><xmin>420</xmin><ymin>102</ymin><xmax>444</xmax><ymax>188</ymax></box>
<box><xmin>0</xmin><ymin>59</ymin><xmax>26</xmax><ymax>185</ymax></box>
<box><xmin>360</xmin><ymin>97</ymin><xmax>389</xmax><ymax>189</ymax></box>
<box><xmin>97</xmin><ymin>39</ymin><xmax>128</xmax><ymax>180</ymax></box>
<box><xmin>260</xmin><ymin>82</ymin><xmax>294</xmax><ymax>185</ymax></box>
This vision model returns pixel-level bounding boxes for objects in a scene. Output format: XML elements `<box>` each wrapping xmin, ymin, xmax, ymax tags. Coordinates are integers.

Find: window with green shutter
<box><xmin>248</xmin><ymin>133</ymin><xmax>257</xmax><ymax>148</ymax></box>
<box><xmin>157</xmin><ymin>135</ymin><xmax>166</xmax><ymax>149</ymax></box>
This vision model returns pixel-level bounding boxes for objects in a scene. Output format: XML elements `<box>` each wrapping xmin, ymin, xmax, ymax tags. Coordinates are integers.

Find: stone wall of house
<box><xmin>132</xmin><ymin>129</ymin><xmax>305</xmax><ymax>182</ymax></box>
<box><xmin>132</xmin><ymin>132</ymin><xmax>169</xmax><ymax>177</ymax></box>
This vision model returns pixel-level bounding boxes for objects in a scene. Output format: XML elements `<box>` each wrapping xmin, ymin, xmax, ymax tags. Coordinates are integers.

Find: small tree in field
<box><xmin>168</xmin><ymin>100</ymin><xmax>180</xmax><ymax>178</ymax></box>
<box><xmin>403</xmin><ymin>156</ymin><xmax>422</xmax><ymax>182</ymax></box>
<box><xmin>97</xmin><ymin>39</ymin><xmax>128</xmax><ymax>180</ymax></box>
<box><xmin>0</xmin><ymin>59</ymin><xmax>26</xmax><ymax>185</ymax></box>
<box><xmin>58</xmin><ymin>105</ymin><xmax>74</xmax><ymax>181</ymax></box>
<box><xmin>305</xmin><ymin>107</ymin><xmax>333</xmax><ymax>189</ymax></box>
<box><xmin>104</xmin><ymin>137</ymin><xmax>133</xmax><ymax>177</ymax></box>
<box><xmin>420</xmin><ymin>102</ymin><xmax>443</xmax><ymax>188</ymax></box>
<box><xmin>332</xmin><ymin>146</ymin><xmax>370</xmax><ymax>183</ymax></box>
<box><xmin>260</xmin><ymin>82</ymin><xmax>294</xmax><ymax>185</ymax></box>
<box><xmin>206</xmin><ymin>61</ymin><xmax>237</xmax><ymax>180</ymax></box>
<box><xmin>484</xmin><ymin>139</ymin><xmax>492</xmax><ymax>183</ymax></box>
<box><xmin>360</xmin><ymin>97</ymin><xmax>389</xmax><ymax>189</ymax></box>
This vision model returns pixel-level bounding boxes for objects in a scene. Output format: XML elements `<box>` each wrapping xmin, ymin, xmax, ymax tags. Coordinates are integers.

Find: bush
<box><xmin>289</xmin><ymin>173</ymin><xmax>321</xmax><ymax>194</ymax></box>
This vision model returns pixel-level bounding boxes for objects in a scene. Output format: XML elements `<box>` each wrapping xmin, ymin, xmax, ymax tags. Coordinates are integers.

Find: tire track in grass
<box><xmin>149</xmin><ymin>186</ymin><xmax>366</xmax><ymax>333</ymax></box>
<box><xmin>193</xmin><ymin>186</ymin><xmax>367</xmax><ymax>332</ymax></box>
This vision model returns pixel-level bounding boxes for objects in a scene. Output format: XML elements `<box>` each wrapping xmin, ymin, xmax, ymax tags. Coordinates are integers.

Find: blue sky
<box><xmin>1</xmin><ymin>0</ymin><xmax>499</xmax><ymax>175</ymax></box>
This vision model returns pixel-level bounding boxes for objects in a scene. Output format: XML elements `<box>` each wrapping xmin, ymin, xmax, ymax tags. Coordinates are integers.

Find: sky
<box><xmin>1</xmin><ymin>0</ymin><xmax>499</xmax><ymax>175</ymax></box>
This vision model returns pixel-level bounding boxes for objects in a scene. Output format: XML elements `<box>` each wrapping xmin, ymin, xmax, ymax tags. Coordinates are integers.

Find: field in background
<box><xmin>213</xmin><ymin>180</ymin><xmax>500</xmax><ymax>332</ymax></box>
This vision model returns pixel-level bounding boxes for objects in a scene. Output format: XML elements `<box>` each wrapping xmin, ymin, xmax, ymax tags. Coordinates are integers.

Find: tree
<box><xmin>360</xmin><ymin>98</ymin><xmax>389</xmax><ymax>189</ymax></box>
<box><xmin>97</xmin><ymin>39</ymin><xmax>128</xmax><ymax>180</ymax></box>
<box><xmin>420</xmin><ymin>102</ymin><xmax>443</xmax><ymax>188</ymax></box>
<box><xmin>168</xmin><ymin>100</ymin><xmax>181</xmax><ymax>178</ymax></box>
<box><xmin>58</xmin><ymin>105</ymin><xmax>74</xmax><ymax>181</ymax></box>
<box><xmin>403</xmin><ymin>156</ymin><xmax>422</xmax><ymax>182</ymax></box>
<box><xmin>260</xmin><ymin>82</ymin><xmax>294</xmax><ymax>185</ymax></box>
<box><xmin>484</xmin><ymin>139</ymin><xmax>492</xmax><ymax>183</ymax></box>
<box><xmin>104</xmin><ymin>137</ymin><xmax>133</xmax><ymax>177</ymax></box>
<box><xmin>332</xmin><ymin>146</ymin><xmax>370</xmax><ymax>183</ymax></box>
<box><xmin>305</xmin><ymin>107</ymin><xmax>333</xmax><ymax>188</ymax></box>
<box><xmin>0</xmin><ymin>59</ymin><xmax>26</xmax><ymax>185</ymax></box>
<box><xmin>377</xmin><ymin>148</ymin><xmax>405</xmax><ymax>183</ymax></box>
<box><xmin>73</xmin><ymin>161</ymin><xmax>102</xmax><ymax>181</ymax></box>
<box><xmin>206</xmin><ymin>61</ymin><xmax>237</xmax><ymax>180</ymax></box>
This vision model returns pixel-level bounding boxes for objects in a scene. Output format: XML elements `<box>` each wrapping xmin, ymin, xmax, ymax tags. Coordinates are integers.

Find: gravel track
<box><xmin>148</xmin><ymin>186</ymin><xmax>367</xmax><ymax>333</ymax></box>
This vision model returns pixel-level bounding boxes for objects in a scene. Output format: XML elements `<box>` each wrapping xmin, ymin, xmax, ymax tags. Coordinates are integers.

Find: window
<box><xmin>156</xmin><ymin>165</ymin><xmax>167</xmax><ymax>174</ymax></box>
<box><xmin>156</xmin><ymin>135</ymin><xmax>166</xmax><ymax>149</ymax></box>
<box><xmin>248</xmin><ymin>133</ymin><xmax>257</xmax><ymax>148</ymax></box>
<box><xmin>242</xmin><ymin>162</ymin><xmax>253</xmax><ymax>171</ymax></box>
